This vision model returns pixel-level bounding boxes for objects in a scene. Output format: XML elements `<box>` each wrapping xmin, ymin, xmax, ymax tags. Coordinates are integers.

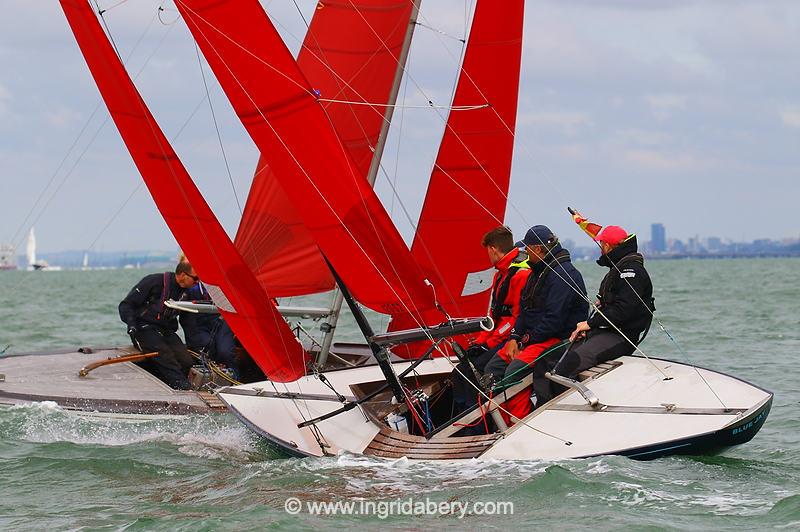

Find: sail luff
<box><xmin>60</xmin><ymin>0</ymin><xmax>308</xmax><ymax>382</ymax></box>
<box><xmin>177</xmin><ymin>0</ymin><xmax>435</xmax><ymax>317</ymax></box>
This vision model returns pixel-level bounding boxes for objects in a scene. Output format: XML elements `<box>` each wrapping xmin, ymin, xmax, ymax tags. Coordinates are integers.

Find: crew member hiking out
<box><xmin>483</xmin><ymin>225</ymin><xmax>588</xmax><ymax>422</ymax></box>
<box><xmin>451</xmin><ymin>226</ymin><xmax>530</xmax><ymax>414</ymax></box>
<box><xmin>548</xmin><ymin>224</ymin><xmax>655</xmax><ymax>403</ymax></box>
<box><xmin>118</xmin><ymin>261</ymin><xmax>199</xmax><ymax>389</ymax></box>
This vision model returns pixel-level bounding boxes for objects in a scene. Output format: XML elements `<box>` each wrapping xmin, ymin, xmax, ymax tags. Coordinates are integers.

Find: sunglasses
<box><xmin>187</xmin><ymin>273</ymin><xmax>200</xmax><ymax>282</ymax></box>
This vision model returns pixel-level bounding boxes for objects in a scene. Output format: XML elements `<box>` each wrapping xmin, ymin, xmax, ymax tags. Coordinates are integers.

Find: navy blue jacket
<box><xmin>511</xmin><ymin>246</ymin><xmax>589</xmax><ymax>345</ymax></box>
<box><xmin>179</xmin><ymin>282</ymin><xmax>220</xmax><ymax>347</ymax></box>
<box><xmin>118</xmin><ymin>272</ymin><xmax>190</xmax><ymax>332</ymax></box>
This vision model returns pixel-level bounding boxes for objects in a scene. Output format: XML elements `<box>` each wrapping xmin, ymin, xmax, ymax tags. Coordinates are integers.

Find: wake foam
<box><xmin>3</xmin><ymin>402</ymin><xmax>255</xmax><ymax>460</ymax></box>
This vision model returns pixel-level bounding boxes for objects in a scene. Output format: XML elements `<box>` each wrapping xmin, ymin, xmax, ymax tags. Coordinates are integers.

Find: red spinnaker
<box><xmin>177</xmin><ymin>0</ymin><xmax>434</xmax><ymax>317</ymax></box>
<box><xmin>390</xmin><ymin>0</ymin><xmax>525</xmax><ymax>348</ymax></box>
<box><xmin>235</xmin><ymin>1</ymin><xmax>415</xmax><ymax>297</ymax></box>
<box><xmin>60</xmin><ymin>0</ymin><xmax>308</xmax><ymax>381</ymax></box>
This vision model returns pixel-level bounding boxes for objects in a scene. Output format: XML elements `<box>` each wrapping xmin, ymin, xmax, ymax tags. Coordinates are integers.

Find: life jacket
<box><xmin>139</xmin><ymin>273</ymin><xmax>178</xmax><ymax>326</ymax></box>
<box><xmin>596</xmin><ymin>252</ymin><xmax>656</xmax><ymax>343</ymax></box>
<box><xmin>489</xmin><ymin>253</ymin><xmax>529</xmax><ymax>324</ymax></box>
<box><xmin>520</xmin><ymin>249</ymin><xmax>572</xmax><ymax>310</ymax></box>
<box><xmin>597</xmin><ymin>253</ymin><xmax>655</xmax><ymax>312</ymax></box>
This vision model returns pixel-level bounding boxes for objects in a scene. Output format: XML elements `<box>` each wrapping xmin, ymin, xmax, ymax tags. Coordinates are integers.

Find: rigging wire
<box><xmin>84</xmin><ymin>4</ymin><xmax>712</xmax><ymax>444</ymax></box>
<box><xmin>85</xmin><ymin>94</ymin><xmax>210</xmax><ymax>252</ymax></box>
<box><xmin>94</xmin><ymin>0</ymin><xmax>124</xmax><ymax>60</ymax></box>
<box><xmin>93</xmin><ymin>5</ymin><xmax>308</xmax><ymax>389</ymax></box>
<box><xmin>177</xmin><ymin>0</ymin><xmax>660</xmax><ymax>445</ymax></box>
<box><xmin>174</xmin><ymin>3</ymin><xmax>474</xmax><ymax>422</ymax></box>
<box><xmin>96</xmin><ymin>0</ymin><xmax>131</xmax><ymax>15</ymax></box>
<box><xmin>412</xmin><ymin>2</ymin><xmax>730</xmax><ymax>401</ymax></box>
<box><xmin>176</xmin><ymin>2</ymin><xmax>433</xmax><ymax>329</ymax></box>
<box><xmin>26</xmin><ymin>9</ymin><xmax>178</xmax><ymax>253</ymax></box>
<box><xmin>157</xmin><ymin>5</ymin><xmax>181</xmax><ymax>26</ymax></box>
<box><xmin>413</xmin><ymin>20</ymin><xmax>464</xmax><ymax>43</ymax></box>
<box><xmin>179</xmin><ymin>0</ymin><xmax>359</xmax><ymax>413</ymax></box>
<box><xmin>372</xmin><ymin>1</ymin><xmax>680</xmax><ymax>380</ymax></box>
<box><xmin>9</xmin><ymin>7</ymin><xmax>160</xmax><ymax>249</ymax></box>
<box><xmin>193</xmin><ymin>41</ymin><xmax>243</xmax><ymax>216</ymax></box>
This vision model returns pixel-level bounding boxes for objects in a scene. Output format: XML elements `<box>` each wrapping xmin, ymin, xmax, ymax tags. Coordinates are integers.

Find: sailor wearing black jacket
<box><xmin>559</xmin><ymin>226</ymin><xmax>655</xmax><ymax>380</ymax></box>
<box><xmin>118</xmin><ymin>262</ymin><xmax>199</xmax><ymax>389</ymax></box>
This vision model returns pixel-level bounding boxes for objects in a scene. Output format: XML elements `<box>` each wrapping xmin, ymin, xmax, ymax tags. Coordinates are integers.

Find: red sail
<box><xmin>177</xmin><ymin>0</ymin><xmax>434</xmax><ymax>317</ymax></box>
<box><xmin>413</xmin><ymin>0</ymin><xmax>524</xmax><ymax>315</ymax></box>
<box><xmin>390</xmin><ymin>0</ymin><xmax>525</xmax><ymax>351</ymax></box>
<box><xmin>60</xmin><ymin>0</ymin><xmax>308</xmax><ymax>381</ymax></box>
<box><xmin>235</xmin><ymin>1</ymin><xmax>415</xmax><ymax>297</ymax></box>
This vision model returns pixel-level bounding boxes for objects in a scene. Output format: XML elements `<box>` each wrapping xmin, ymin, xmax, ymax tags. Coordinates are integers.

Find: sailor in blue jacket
<box><xmin>484</xmin><ymin>225</ymin><xmax>588</xmax><ymax>382</ymax></box>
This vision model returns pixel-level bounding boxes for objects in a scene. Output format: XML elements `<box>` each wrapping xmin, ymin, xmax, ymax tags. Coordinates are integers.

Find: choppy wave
<box><xmin>1</xmin><ymin>261</ymin><xmax>799</xmax><ymax>529</ymax></box>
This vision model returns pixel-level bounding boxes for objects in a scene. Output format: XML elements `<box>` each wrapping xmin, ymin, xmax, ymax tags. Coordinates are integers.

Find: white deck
<box><xmin>219</xmin><ymin>355</ymin><xmax>772</xmax><ymax>460</ymax></box>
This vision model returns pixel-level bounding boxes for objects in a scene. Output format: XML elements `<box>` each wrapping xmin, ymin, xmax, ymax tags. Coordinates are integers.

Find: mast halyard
<box><xmin>316</xmin><ymin>1</ymin><xmax>422</xmax><ymax>368</ymax></box>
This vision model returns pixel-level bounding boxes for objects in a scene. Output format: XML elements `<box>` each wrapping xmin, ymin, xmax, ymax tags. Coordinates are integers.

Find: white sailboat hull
<box><xmin>218</xmin><ymin>355</ymin><xmax>772</xmax><ymax>460</ymax></box>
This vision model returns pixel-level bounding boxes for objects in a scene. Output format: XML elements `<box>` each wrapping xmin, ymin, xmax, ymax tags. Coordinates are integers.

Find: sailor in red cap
<box><xmin>539</xmin><ymin>225</ymin><xmax>655</xmax><ymax>402</ymax></box>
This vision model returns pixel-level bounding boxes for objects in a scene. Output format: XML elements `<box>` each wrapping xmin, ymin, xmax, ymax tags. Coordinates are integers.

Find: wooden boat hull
<box><xmin>217</xmin><ymin>355</ymin><xmax>773</xmax><ymax>461</ymax></box>
<box><xmin>0</xmin><ymin>347</ymin><xmax>226</xmax><ymax>420</ymax></box>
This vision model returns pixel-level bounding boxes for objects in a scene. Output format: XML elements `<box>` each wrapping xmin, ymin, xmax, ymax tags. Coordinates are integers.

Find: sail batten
<box><xmin>60</xmin><ymin>0</ymin><xmax>308</xmax><ymax>382</ymax></box>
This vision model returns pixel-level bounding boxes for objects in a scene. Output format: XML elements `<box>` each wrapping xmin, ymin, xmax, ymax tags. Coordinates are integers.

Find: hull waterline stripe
<box><xmin>546</xmin><ymin>404</ymin><xmax>747</xmax><ymax>415</ymax></box>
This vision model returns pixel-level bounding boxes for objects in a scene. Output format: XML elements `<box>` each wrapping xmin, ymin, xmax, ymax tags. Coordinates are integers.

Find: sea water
<box><xmin>0</xmin><ymin>259</ymin><xmax>798</xmax><ymax>530</ymax></box>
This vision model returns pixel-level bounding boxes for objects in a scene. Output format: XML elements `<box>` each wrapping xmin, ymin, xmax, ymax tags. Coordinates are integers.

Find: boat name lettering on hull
<box><xmin>731</xmin><ymin>410</ymin><xmax>766</xmax><ymax>436</ymax></box>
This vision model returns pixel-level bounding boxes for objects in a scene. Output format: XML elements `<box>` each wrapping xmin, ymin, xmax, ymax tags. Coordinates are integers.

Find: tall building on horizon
<box><xmin>651</xmin><ymin>223</ymin><xmax>666</xmax><ymax>253</ymax></box>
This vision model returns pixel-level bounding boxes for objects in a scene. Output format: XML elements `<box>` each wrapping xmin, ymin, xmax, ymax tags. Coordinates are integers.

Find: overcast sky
<box><xmin>1</xmin><ymin>0</ymin><xmax>798</xmax><ymax>254</ymax></box>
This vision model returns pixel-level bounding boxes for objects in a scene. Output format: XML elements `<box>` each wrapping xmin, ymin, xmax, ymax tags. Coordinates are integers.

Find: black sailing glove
<box><xmin>127</xmin><ymin>325</ymin><xmax>141</xmax><ymax>351</ymax></box>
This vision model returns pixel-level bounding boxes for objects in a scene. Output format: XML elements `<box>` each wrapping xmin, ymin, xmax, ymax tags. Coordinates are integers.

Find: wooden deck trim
<box><xmin>363</xmin><ymin>428</ymin><xmax>499</xmax><ymax>460</ymax></box>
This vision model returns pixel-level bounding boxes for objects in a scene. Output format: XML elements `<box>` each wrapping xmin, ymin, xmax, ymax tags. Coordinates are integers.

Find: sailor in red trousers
<box><xmin>484</xmin><ymin>225</ymin><xmax>588</xmax><ymax>423</ymax></box>
<box><xmin>451</xmin><ymin>226</ymin><xmax>530</xmax><ymax>414</ymax></box>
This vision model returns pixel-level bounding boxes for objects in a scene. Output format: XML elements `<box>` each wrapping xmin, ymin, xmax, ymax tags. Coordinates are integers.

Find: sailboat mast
<box><xmin>316</xmin><ymin>1</ymin><xmax>422</xmax><ymax>367</ymax></box>
<box><xmin>325</xmin><ymin>257</ymin><xmax>406</xmax><ymax>402</ymax></box>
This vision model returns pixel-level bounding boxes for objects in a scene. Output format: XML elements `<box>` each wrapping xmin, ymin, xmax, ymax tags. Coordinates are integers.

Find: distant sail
<box><xmin>390</xmin><ymin>0</ymin><xmax>525</xmax><ymax>350</ymax></box>
<box><xmin>235</xmin><ymin>0</ymin><xmax>415</xmax><ymax>297</ymax></box>
<box><xmin>26</xmin><ymin>228</ymin><xmax>36</xmax><ymax>268</ymax></box>
<box><xmin>60</xmin><ymin>0</ymin><xmax>308</xmax><ymax>381</ymax></box>
<box><xmin>178</xmin><ymin>0</ymin><xmax>435</xmax><ymax>316</ymax></box>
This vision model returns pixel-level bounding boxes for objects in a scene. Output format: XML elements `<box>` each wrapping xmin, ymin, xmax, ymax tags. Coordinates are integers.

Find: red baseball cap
<box><xmin>595</xmin><ymin>225</ymin><xmax>628</xmax><ymax>246</ymax></box>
